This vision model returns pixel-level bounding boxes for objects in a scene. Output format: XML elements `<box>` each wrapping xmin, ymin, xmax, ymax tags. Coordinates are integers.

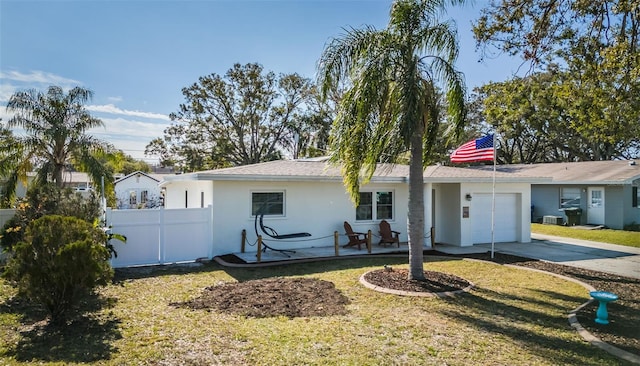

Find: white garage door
<box><xmin>472</xmin><ymin>193</ymin><xmax>517</xmax><ymax>244</ymax></box>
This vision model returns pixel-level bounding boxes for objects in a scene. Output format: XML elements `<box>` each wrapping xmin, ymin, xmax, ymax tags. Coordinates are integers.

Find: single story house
<box><xmin>160</xmin><ymin>158</ymin><xmax>542</xmax><ymax>255</ymax></box>
<box><xmin>2</xmin><ymin>171</ymin><xmax>95</xmax><ymax>199</ymax></box>
<box><xmin>473</xmin><ymin>160</ymin><xmax>640</xmax><ymax>230</ymax></box>
<box><xmin>114</xmin><ymin>171</ymin><xmax>165</xmax><ymax>209</ymax></box>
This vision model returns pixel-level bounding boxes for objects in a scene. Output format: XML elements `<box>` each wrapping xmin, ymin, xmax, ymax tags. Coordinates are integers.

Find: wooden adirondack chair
<box><xmin>343</xmin><ymin>221</ymin><xmax>367</xmax><ymax>250</ymax></box>
<box><xmin>378</xmin><ymin>220</ymin><xmax>400</xmax><ymax>247</ymax></box>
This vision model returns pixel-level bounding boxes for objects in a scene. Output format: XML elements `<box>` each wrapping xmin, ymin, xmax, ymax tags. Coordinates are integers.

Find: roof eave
<box><xmin>197</xmin><ymin>174</ymin><xmax>407</xmax><ymax>183</ymax></box>
<box><xmin>425</xmin><ymin>177</ymin><xmax>549</xmax><ymax>183</ymax></box>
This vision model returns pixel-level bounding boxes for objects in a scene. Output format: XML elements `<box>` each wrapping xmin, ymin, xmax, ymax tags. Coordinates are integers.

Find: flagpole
<box><xmin>491</xmin><ymin>133</ymin><xmax>497</xmax><ymax>259</ymax></box>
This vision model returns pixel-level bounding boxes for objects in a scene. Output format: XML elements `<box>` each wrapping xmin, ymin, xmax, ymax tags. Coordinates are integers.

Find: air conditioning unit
<box><xmin>543</xmin><ymin>215</ymin><xmax>563</xmax><ymax>225</ymax></box>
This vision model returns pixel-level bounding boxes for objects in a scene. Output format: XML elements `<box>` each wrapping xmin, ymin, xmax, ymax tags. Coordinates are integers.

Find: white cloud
<box><xmin>0</xmin><ymin>70</ymin><xmax>81</xmax><ymax>86</ymax></box>
<box><xmin>90</xmin><ymin>116</ymin><xmax>168</xmax><ymax>140</ymax></box>
<box><xmin>87</xmin><ymin>104</ymin><xmax>170</xmax><ymax>121</ymax></box>
<box><xmin>89</xmin><ymin>116</ymin><xmax>169</xmax><ymax>162</ymax></box>
<box><xmin>107</xmin><ymin>96</ymin><xmax>123</xmax><ymax>103</ymax></box>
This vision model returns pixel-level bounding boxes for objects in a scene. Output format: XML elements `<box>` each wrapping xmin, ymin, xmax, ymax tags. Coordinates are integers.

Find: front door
<box><xmin>587</xmin><ymin>187</ymin><xmax>605</xmax><ymax>225</ymax></box>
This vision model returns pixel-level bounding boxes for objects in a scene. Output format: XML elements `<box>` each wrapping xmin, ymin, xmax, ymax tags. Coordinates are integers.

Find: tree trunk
<box><xmin>53</xmin><ymin>166</ymin><xmax>64</xmax><ymax>188</ymax></box>
<box><xmin>407</xmin><ymin>126</ymin><xmax>425</xmax><ymax>281</ymax></box>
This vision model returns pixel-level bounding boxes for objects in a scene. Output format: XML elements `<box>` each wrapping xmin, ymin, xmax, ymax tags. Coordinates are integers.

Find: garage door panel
<box><xmin>472</xmin><ymin>194</ymin><xmax>517</xmax><ymax>243</ymax></box>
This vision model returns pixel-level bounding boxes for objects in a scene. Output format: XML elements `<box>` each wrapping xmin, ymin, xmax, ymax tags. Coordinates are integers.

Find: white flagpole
<box><xmin>491</xmin><ymin>133</ymin><xmax>497</xmax><ymax>259</ymax></box>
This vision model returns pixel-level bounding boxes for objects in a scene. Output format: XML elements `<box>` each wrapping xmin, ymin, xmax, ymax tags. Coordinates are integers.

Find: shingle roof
<box><xmin>161</xmin><ymin>159</ymin><xmax>548</xmax><ymax>184</ymax></box>
<box><xmin>424</xmin><ymin>165</ymin><xmax>545</xmax><ymax>183</ymax></box>
<box><xmin>471</xmin><ymin>160</ymin><xmax>640</xmax><ymax>184</ymax></box>
<box><xmin>114</xmin><ymin>171</ymin><xmax>162</xmax><ymax>184</ymax></box>
<box><xmin>164</xmin><ymin>160</ymin><xmax>409</xmax><ymax>183</ymax></box>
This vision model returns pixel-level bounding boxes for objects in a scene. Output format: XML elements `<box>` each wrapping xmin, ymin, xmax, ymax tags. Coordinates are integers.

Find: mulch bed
<box><xmin>363</xmin><ymin>267</ymin><xmax>471</xmax><ymax>293</ymax></box>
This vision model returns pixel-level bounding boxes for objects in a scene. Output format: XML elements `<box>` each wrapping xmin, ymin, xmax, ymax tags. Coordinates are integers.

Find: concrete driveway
<box><xmin>438</xmin><ymin>233</ymin><xmax>640</xmax><ymax>280</ymax></box>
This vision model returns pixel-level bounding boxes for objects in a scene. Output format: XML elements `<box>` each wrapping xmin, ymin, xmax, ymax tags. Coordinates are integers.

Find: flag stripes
<box><xmin>450</xmin><ymin>134</ymin><xmax>494</xmax><ymax>163</ymax></box>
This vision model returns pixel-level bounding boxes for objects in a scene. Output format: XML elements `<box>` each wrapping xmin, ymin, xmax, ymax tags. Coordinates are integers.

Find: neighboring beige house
<box><xmin>3</xmin><ymin>171</ymin><xmax>95</xmax><ymax>200</ymax></box>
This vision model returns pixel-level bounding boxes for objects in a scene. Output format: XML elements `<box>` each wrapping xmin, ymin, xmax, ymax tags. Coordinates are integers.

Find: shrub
<box><xmin>0</xmin><ymin>183</ymin><xmax>101</xmax><ymax>252</ymax></box>
<box><xmin>2</xmin><ymin>215</ymin><xmax>113</xmax><ymax>324</ymax></box>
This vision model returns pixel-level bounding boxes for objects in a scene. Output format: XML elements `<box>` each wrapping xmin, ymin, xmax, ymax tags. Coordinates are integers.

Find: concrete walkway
<box><xmin>437</xmin><ymin>234</ymin><xmax>640</xmax><ymax>280</ymax></box>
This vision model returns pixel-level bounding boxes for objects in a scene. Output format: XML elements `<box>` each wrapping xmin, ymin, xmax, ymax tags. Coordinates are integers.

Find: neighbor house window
<box><xmin>129</xmin><ymin>191</ymin><xmax>137</xmax><ymax>205</ymax></box>
<box><xmin>141</xmin><ymin>190</ymin><xmax>148</xmax><ymax>204</ymax></box>
<box><xmin>633</xmin><ymin>187</ymin><xmax>638</xmax><ymax>208</ymax></box>
<box><xmin>356</xmin><ymin>191</ymin><xmax>394</xmax><ymax>221</ymax></box>
<box><xmin>252</xmin><ymin>192</ymin><xmax>284</xmax><ymax>216</ymax></box>
<box><xmin>560</xmin><ymin>187</ymin><xmax>581</xmax><ymax>208</ymax></box>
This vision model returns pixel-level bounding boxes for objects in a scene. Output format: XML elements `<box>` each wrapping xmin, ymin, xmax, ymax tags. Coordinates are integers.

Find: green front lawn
<box><xmin>532</xmin><ymin>223</ymin><xmax>640</xmax><ymax>248</ymax></box>
<box><xmin>0</xmin><ymin>257</ymin><xmax>624</xmax><ymax>365</ymax></box>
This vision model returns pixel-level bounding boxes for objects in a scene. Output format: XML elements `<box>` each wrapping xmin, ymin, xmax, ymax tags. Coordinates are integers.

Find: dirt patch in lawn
<box><xmin>172</xmin><ymin>277</ymin><xmax>350</xmax><ymax>318</ymax></box>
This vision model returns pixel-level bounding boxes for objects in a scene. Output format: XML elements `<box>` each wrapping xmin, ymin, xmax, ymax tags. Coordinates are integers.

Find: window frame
<box><xmin>560</xmin><ymin>187</ymin><xmax>581</xmax><ymax>209</ymax></box>
<box><xmin>356</xmin><ymin>190</ymin><xmax>394</xmax><ymax>221</ymax></box>
<box><xmin>251</xmin><ymin>191</ymin><xmax>285</xmax><ymax>217</ymax></box>
<box><xmin>129</xmin><ymin>190</ymin><xmax>137</xmax><ymax>205</ymax></box>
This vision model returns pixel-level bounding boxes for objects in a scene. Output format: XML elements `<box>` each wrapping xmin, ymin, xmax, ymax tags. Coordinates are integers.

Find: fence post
<box><xmin>241</xmin><ymin>229</ymin><xmax>246</xmax><ymax>253</ymax></box>
<box><xmin>430</xmin><ymin>227</ymin><xmax>435</xmax><ymax>248</ymax></box>
<box><xmin>257</xmin><ymin>235</ymin><xmax>262</xmax><ymax>263</ymax></box>
<box><xmin>367</xmin><ymin>230</ymin><xmax>372</xmax><ymax>253</ymax></box>
<box><xmin>334</xmin><ymin>231</ymin><xmax>339</xmax><ymax>256</ymax></box>
<box><xmin>158</xmin><ymin>207</ymin><xmax>165</xmax><ymax>264</ymax></box>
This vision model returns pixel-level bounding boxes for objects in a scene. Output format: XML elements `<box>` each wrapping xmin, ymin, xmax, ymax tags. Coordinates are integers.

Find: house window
<box><xmin>129</xmin><ymin>191</ymin><xmax>137</xmax><ymax>205</ymax></box>
<box><xmin>141</xmin><ymin>190</ymin><xmax>148</xmax><ymax>204</ymax></box>
<box><xmin>590</xmin><ymin>190</ymin><xmax>603</xmax><ymax>208</ymax></box>
<box><xmin>376</xmin><ymin>191</ymin><xmax>393</xmax><ymax>220</ymax></box>
<box><xmin>560</xmin><ymin>188</ymin><xmax>581</xmax><ymax>208</ymax></box>
<box><xmin>356</xmin><ymin>191</ymin><xmax>394</xmax><ymax>221</ymax></box>
<box><xmin>252</xmin><ymin>192</ymin><xmax>284</xmax><ymax>216</ymax></box>
<box><xmin>356</xmin><ymin>192</ymin><xmax>373</xmax><ymax>220</ymax></box>
<box><xmin>633</xmin><ymin>187</ymin><xmax>639</xmax><ymax>208</ymax></box>
<box><xmin>200</xmin><ymin>192</ymin><xmax>205</xmax><ymax>208</ymax></box>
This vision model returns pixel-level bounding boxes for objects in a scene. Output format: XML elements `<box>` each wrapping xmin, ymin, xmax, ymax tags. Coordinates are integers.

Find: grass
<box><xmin>0</xmin><ymin>257</ymin><xmax>630</xmax><ymax>365</ymax></box>
<box><xmin>532</xmin><ymin>223</ymin><xmax>640</xmax><ymax>248</ymax></box>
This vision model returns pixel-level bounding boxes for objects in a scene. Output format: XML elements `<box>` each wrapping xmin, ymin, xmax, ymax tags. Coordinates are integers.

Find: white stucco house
<box><xmin>160</xmin><ymin>158</ymin><xmax>541</xmax><ymax>255</ymax></box>
<box><xmin>114</xmin><ymin>171</ymin><xmax>165</xmax><ymax>209</ymax></box>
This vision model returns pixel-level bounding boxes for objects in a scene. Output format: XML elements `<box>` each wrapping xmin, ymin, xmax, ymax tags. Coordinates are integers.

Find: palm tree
<box><xmin>2</xmin><ymin>86</ymin><xmax>115</xmax><ymax>203</ymax></box>
<box><xmin>318</xmin><ymin>0</ymin><xmax>467</xmax><ymax>280</ymax></box>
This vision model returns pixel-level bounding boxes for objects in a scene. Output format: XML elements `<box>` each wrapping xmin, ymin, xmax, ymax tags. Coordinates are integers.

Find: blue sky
<box><xmin>1</xmin><ymin>0</ymin><xmax>524</xmax><ymax>164</ymax></box>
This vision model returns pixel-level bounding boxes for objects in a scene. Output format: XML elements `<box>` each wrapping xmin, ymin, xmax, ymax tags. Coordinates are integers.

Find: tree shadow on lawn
<box><xmin>0</xmin><ymin>293</ymin><xmax>122</xmax><ymax>363</ymax></box>
<box><xmin>438</xmin><ymin>286</ymin><xmax>624</xmax><ymax>365</ymax></box>
<box><xmin>112</xmin><ymin>250</ymin><xmax>470</xmax><ymax>283</ymax></box>
<box><xmin>113</xmin><ymin>255</ymin><xmax>461</xmax><ymax>283</ymax></box>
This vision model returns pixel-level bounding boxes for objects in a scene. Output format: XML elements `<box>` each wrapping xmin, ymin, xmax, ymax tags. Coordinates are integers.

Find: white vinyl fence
<box><xmin>106</xmin><ymin>206</ymin><xmax>213</xmax><ymax>268</ymax></box>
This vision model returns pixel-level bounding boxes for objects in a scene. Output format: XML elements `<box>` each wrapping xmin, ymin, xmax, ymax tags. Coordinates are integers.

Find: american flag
<box><xmin>450</xmin><ymin>134</ymin><xmax>494</xmax><ymax>163</ymax></box>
